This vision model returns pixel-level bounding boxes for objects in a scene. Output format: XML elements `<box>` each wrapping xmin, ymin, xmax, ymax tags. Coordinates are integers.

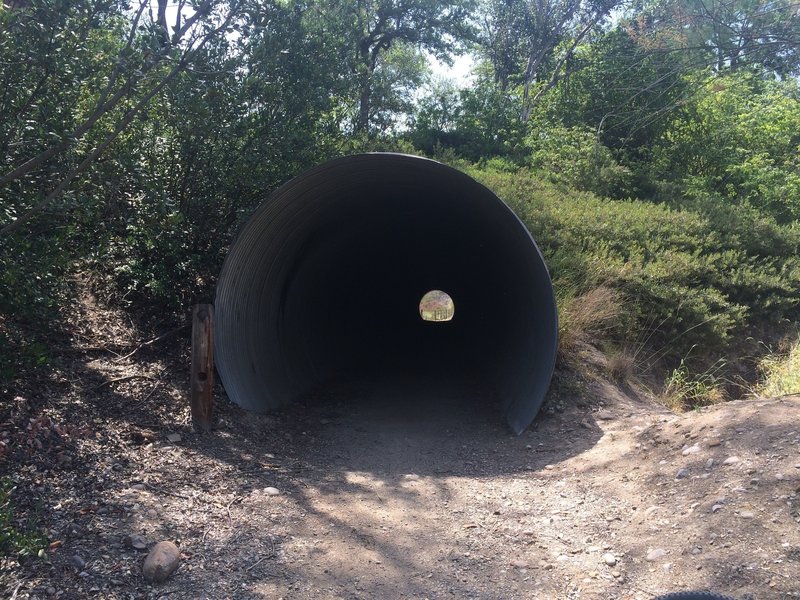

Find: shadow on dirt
<box><xmin>0</xmin><ymin>321</ymin><xmax>616</xmax><ymax>600</ymax></box>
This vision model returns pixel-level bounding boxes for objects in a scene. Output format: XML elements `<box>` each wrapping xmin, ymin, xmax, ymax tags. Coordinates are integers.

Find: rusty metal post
<box><xmin>190</xmin><ymin>304</ymin><xmax>214</xmax><ymax>431</ymax></box>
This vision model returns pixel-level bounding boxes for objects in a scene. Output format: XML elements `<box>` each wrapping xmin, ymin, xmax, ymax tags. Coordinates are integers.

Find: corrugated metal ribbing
<box><xmin>214</xmin><ymin>154</ymin><xmax>557</xmax><ymax>433</ymax></box>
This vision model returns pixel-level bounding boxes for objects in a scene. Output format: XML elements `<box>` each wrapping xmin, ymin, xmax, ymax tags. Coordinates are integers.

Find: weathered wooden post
<box><xmin>190</xmin><ymin>304</ymin><xmax>214</xmax><ymax>431</ymax></box>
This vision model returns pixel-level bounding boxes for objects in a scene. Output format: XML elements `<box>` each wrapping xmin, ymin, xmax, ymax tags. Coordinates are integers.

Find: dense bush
<box><xmin>470</xmin><ymin>166</ymin><xmax>800</xmax><ymax>363</ymax></box>
<box><xmin>651</xmin><ymin>73</ymin><xmax>800</xmax><ymax>223</ymax></box>
<box><xmin>524</xmin><ymin>123</ymin><xmax>633</xmax><ymax>198</ymax></box>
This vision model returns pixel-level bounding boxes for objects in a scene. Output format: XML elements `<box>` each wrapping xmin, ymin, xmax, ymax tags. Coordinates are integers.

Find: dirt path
<box><xmin>2</xmin><ymin>301</ymin><xmax>800</xmax><ymax>599</ymax></box>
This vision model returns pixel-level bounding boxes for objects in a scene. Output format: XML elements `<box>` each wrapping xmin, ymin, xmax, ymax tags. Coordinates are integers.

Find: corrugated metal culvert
<box><xmin>214</xmin><ymin>153</ymin><xmax>557</xmax><ymax>434</ymax></box>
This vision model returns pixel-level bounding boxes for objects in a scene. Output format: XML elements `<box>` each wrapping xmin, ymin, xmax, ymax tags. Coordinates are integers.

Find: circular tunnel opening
<box><xmin>214</xmin><ymin>153</ymin><xmax>558</xmax><ymax>434</ymax></box>
<box><xmin>419</xmin><ymin>290</ymin><xmax>454</xmax><ymax>322</ymax></box>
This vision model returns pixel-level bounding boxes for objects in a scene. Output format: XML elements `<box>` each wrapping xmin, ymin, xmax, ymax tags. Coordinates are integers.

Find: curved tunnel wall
<box><xmin>214</xmin><ymin>153</ymin><xmax>558</xmax><ymax>434</ymax></box>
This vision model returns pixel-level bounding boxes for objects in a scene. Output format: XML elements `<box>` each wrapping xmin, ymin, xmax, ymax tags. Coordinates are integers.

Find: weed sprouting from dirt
<box><xmin>0</xmin><ymin>477</ymin><xmax>47</xmax><ymax>561</ymax></box>
<box><xmin>662</xmin><ymin>353</ymin><xmax>729</xmax><ymax>410</ymax></box>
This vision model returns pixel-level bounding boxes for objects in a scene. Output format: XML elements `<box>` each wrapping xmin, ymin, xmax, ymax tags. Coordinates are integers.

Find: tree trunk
<box><xmin>356</xmin><ymin>78</ymin><xmax>372</xmax><ymax>133</ymax></box>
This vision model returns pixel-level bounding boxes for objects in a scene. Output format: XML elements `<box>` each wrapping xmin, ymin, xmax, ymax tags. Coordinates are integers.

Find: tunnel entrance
<box><xmin>214</xmin><ymin>153</ymin><xmax>557</xmax><ymax>434</ymax></box>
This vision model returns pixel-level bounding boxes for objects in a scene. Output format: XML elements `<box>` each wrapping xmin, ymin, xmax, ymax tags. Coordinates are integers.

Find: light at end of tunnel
<box><xmin>420</xmin><ymin>290</ymin><xmax>454</xmax><ymax>322</ymax></box>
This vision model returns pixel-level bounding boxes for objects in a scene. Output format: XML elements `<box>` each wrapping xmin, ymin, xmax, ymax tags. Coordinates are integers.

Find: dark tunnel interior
<box><xmin>214</xmin><ymin>154</ymin><xmax>558</xmax><ymax>433</ymax></box>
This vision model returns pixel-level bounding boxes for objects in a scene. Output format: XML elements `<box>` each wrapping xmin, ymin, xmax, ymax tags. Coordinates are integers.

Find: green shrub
<box><xmin>468</xmin><ymin>166</ymin><xmax>800</xmax><ymax>364</ymax></box>
<box><xmin>0</xmin><ymin>234</ymin><xmax>73</xmax><ymax>381</ymax></box>
<box><xmin>524</xmin><ymin>123</ymin><xmax>633</xmax><ymax>198</ymax></box>
<box><xmin>651</xmin><ymin>73</ymin><xmax>800</xmax><ymax>223</ymax></box>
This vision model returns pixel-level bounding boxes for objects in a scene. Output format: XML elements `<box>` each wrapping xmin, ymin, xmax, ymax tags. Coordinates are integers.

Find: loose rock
<box><xmin>142</xmin><ymin>541</ymin><xmax>181</xmax><ymax>583</ymax></box>
<box><xmin>263</xmin><ymin>487</ymin><xmax>280</xmax><ymax>496</ymax></box>
<box><xmin>723</xmin><ymin>456</ymin><xmax>740</xmax><ymax>465</ymax></box>
<box><xmin>644</xmin><ymin>506</ymin><xmax>659</xmax><ymax>518</ymax></box>
<box><xmin>646</xmin><ymin>548</ymin><xmax>667</xmax><ymax>561</ymax></box>
<box><xmin>602</xmin><ymin>553</ymin><xmax>617</xmax><ymax>566</ymax></box>
<box><xmin>128</xmin><ymin>534</ymin><xmax>148</xmax><ymax>551</ymax></box>
<box><xmin>682</xmin><ymin>445</ymin><xmax>701</xmax><ymax>456</ymax></box>
<box><xmin>166</xmin><ymin>433</ymin><xmax>181</xmax><ymax>443</ymax></box>
<box><xmin>70</xmin><ymin>555</ymin><xmax>86</xmax><ymax>570</ymax></box>
<box><xmin>676</xmin><ymin>468</ymin><xmax>690</xmax><ymax>479</ymax></box>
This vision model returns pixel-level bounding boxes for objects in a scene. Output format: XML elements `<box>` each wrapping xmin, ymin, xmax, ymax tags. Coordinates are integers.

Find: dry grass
<box><xmin>557</xmin><ymin>286</ymin><xmax>622</xmax><ymax>364</ymax></box>
<box><xmin>606</xmin><ymin>349</ymin><xmax>636</xmax><ymax>383</ymax></box>
<box><xmin>758</xmin><ymin>338</ymin><xmax>800</xmax><ymax>398</ymax></box>
<box><xmin>660</xmin><ymin>358</ymin><xmax>728</xmax><ymax>411</ymax></box>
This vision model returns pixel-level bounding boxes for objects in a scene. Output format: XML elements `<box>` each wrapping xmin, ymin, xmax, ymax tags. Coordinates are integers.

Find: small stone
<box><xmin>723</xmin><ymin>456</ymin><xmax>740</xmax><ymax>465</ymax></box>
<box><xmin>646</xmin><ymin>548</ymin><xmax>667</xmax><ymax>561</ymax></box>
<box><xmin>775</xmin><ymin>473</ymin><xmax>785</xmax><ymax>481</ymax></box>
<box><xmin>263</xmin><ymin>487</ymin><xmax>280</xmax><ymax>496</ymax></box>
<box><xmin>70</xmin><ymin>554</ymin><xmax>86</xmax><ymax>570</ymax></box>
<box><xmin>682</xmin><ymin>444</ymin><xmax>701</xmax><ymax>456</ymax></box>
<box><xmin>128</xmin><ymin>534</ymin><xmax>148</xmax><ymax>550</ymax></box>
<box><xmin>46</xmin><ymin>587</ymin><xmax>56</xmax><ymax>596</ymax></box>
<box><xmin>142</xmin><ymin>541</ymin><xmax>180</xmax><ymax>583</ymax></box>
<box><xmin>675</xmin><ymin>468</ymin><xmax>690</xmax><ymax>479</ymax></box>
<box><xmin>146</xmin><ymin>508</ymin><xmax>158</xmax><ymax>519</ymax></box>
<box><xmin>166</xmin><ymin>433</ymin><xmax>181</xmax><ymax>443</ymax></box>
<box><xmin>711</xmin><ymin>504</ymin><xmax>723</xmax><ymax>513</ymax></box>
<box><xmin>706</xmin><ymin>458</ymin><xmax>714</xmax><ymax>469</ymax></box>
<box><xmin>740</xmin><ymin>511</ymin><xmax>755</xmax><ymax>519</ymax></box>
<box><xmin>511</xmin><ymin>559</ymin><xmax>528</xmax><ymax>568</ymax></box>
<box><xmin>544</xmin><ymin>464</ymin><xmax>555</xmax><ymax>470</ymax></box>
<box><xmin>707</xmin><ymin>438</ymin><xmax>722</xmax><ymax>447</ymax></box>
<box><xmin>130</xmin><ymin>484</ymin><xmax>146</xmax><ymax>491</ymax></box>
<box><xmin>611</xmin><ymin>570</ymin><xmax>621</xmax><ymax>578</ymax></box>
<box><xmin>602</xmin><ymin>553</ymin><xmax>617</xmax><ymax>566</ymax></box>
